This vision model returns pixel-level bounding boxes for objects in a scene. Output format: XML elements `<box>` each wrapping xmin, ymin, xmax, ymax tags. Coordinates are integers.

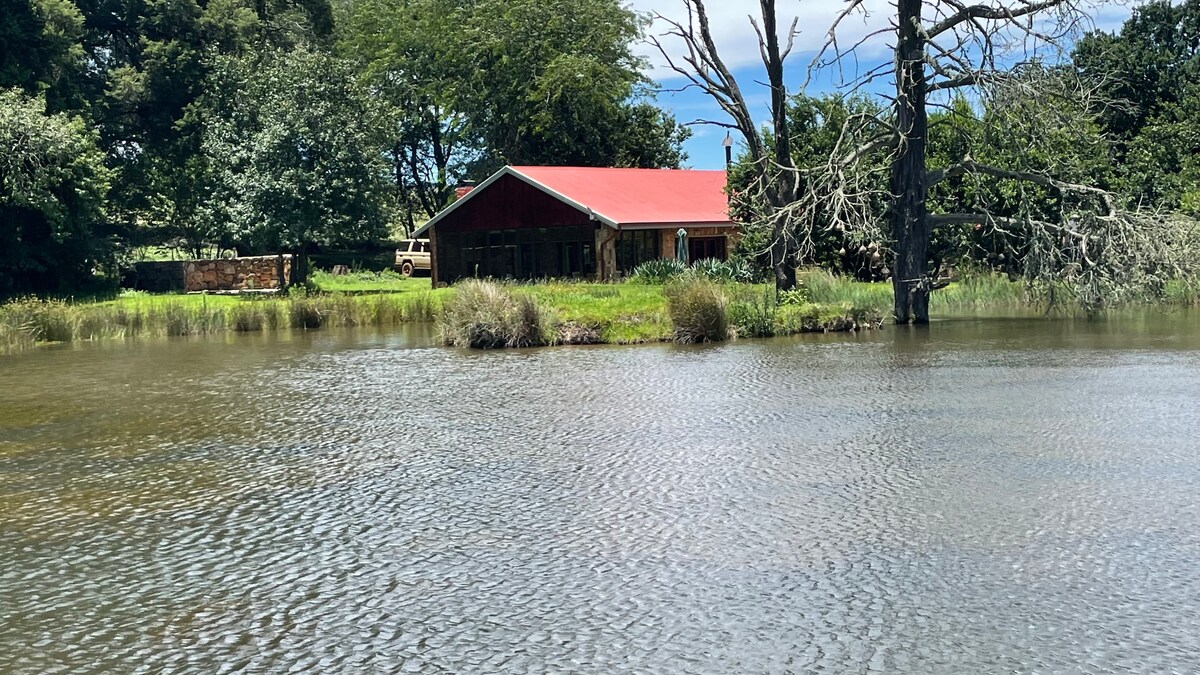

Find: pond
<box><xmin>2</xmin><ymin>312</ymin><xmax>1200</xmax><ymax>673</ymax></box>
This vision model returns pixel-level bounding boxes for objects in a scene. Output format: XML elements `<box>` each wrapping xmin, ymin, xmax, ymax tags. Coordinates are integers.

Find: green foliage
<box><xmin>0</xmin><ymin>0</ymin><xmax>86</xmax><ymax>111</ymax></box>
<box><xmin>728</xmin><ymin>286</ymin><xmax>776</xmax><ymax>338</ymax></box>
<box><xmin>1074</xmin><ymin>0</ymin><xmax>1200</xmax><ymax>213</ymax></box>
<box><xmin>628</xmin><ymin>257</ymin><xmax>758</xmax><ymax>285</ymax></box>
<box><xmin>0</xmin><ymin>89</ymin><xmax>112</xmax><ymax>296</ymax></box>
<box><xmin>728</xmin><ymin>93</ymin><xmax>889</xmax><ymax>277</ymax></box>
<box><xmin>664</xmin><ymin>278</ymin><xmax>728</xmax><ymax>343</ymax></box>
<box><xmin>201</xmin><ymin>49</ymin><xmax>392</xmax><ymax>257</ymax></box>
<box><xmin>0</xmin><ymin>289</ymin><xmax>445</xmax><ymax>350</ymax></box>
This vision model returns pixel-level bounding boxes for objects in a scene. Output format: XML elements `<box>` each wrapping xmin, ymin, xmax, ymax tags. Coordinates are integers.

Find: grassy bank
<box><xmin>1</xmin><ymin>275</ymin><xmax>887</xmax><ymax>353</ymax></box>
<box><xmin>438</xmin><ymin>279</ymin><xmax>883</xmax><ymax>348</ymax></box>
<box><xmin>0</xmin><ymin>290</ymin><xmax>447</xmax><ymax>353</ymax></box>
<box><xmin>11</xmin><ymin>268</ymin><xmax>1131</xmax><ymax>354</ymax></box>
<box><xmin>799</xmin><ymin>268</ymin><xmax>1030</xmax><ymax>313</ymax></box>
<box><xmin>308</xmin><ymin>269</ymin><xmax>428</xmax><ymax>293</ymax></box>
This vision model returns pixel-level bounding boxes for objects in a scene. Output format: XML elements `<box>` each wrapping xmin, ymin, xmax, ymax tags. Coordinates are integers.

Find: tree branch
<box><xmin>927</xmin><ymin>0</ymin><xmax>1069</xmax><ymax>39</ymax></box>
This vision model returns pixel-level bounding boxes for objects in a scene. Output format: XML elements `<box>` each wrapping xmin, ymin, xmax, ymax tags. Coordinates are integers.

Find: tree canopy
<box><xmin>0</xmin><ymin>0</ymin><xmax>688</xmax><ymax>293</ymax></box>
<box><xmin>0</xmin><ymin>88</ymin><xmax>111</xmax><ymax>294</ymax></box>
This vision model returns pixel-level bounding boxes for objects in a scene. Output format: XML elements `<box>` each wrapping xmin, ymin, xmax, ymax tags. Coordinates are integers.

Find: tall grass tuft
<box><xmin>728</xmin><ymin>286</ymin><xmax>777</xmax><ymax>338</ymax></box>
<box><xmin>664</xmin><ymin>278</ymin><xmax>728</xmax><ymax>343</ymax></box>
<box><xmin>3</xmin><ymin>298</ymin><xmax>77</xmax><ymax>342</ymax></box>
<box><xmin>438</xmin><ymin>279</ymin><xmax>555</xmax><ymax>348</ymax></box>
<box><xmin>0</xmin><ymin>323</ymin><xmax>36</xmax><ymax>353</ymax></box>
<box><xmin>230</xmin><ymin>303</ymin><xmax>266</xmax><ymax>332</ymax></box>
<box><xmin>289</xmin><ymin>299</ymin><xmax>324</xmax><ymax>329</ymax></box>
<box><xmin>798</xmin><ymin>268</ymin><xmax>893</xmax><ymax>312</ymax></box>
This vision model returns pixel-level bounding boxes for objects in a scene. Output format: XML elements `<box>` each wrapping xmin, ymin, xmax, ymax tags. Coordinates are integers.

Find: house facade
<box><xmin>414</xmin><ymin>166</ymin><xmax>736</xmax><ymax>285</ymax></box>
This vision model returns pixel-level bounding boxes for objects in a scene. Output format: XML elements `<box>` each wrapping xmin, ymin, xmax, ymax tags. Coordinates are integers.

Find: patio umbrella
<box><xmin>675</xmin><ymin>228</ymin><xmax>688</xmax><ymax>264</ymax></box>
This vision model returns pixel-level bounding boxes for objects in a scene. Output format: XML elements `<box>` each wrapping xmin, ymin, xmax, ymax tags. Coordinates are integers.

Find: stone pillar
<box><xmin>595</xmin><ymin>227</ymin><xmax>617</xmax><ymax>281</ymax></box>
<box><xmin>659</xmin><ymin>228</ymin><xmax>675</xmax><ymax>261</ymax></box>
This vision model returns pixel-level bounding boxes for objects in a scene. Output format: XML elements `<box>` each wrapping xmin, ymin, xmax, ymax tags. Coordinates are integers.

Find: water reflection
<box><xmin>2</xmin><ymin>314</ymin><xmax>1200</xmax><ymax>673</ymax></box>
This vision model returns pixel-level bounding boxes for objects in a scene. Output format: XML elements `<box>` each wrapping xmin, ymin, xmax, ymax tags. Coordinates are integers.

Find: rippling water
<box><xmin>3</xmin><ymin>314</ymin><xmax>1200</xmax><ymax>673</ymax></box>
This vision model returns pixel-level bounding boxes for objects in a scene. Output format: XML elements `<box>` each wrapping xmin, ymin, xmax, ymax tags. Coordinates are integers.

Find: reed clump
<box><xmin>664</xmin><ymin>278</ymin><xmax>728</xmax><ymax>343</ymax></box>
<box><xmin>438</xmin><ymin>279</ymin><xmax>556</xmax><ymax>348</ymax></box>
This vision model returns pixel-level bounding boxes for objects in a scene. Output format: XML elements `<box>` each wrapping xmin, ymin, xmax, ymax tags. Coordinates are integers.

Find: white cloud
<box><xmin>629</xmin><ymin>1</ymin><xmax>1133</xmax><ymax>84</ymax></box>
<box><xmin>628</xmin><ymin>0</ymin><xmax>896</xmax><ymax>81</ymax></box>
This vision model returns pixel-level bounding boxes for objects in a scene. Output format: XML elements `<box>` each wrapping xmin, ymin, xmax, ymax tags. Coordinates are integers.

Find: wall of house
<box><xmin>438</xmin><ymin>174</ymin><xmax>593</xmax><ymax>232</ymax></box>
<box><xmin>131</xmin><ymin>255</ymin><xmax>292</xmax><ymax>292</ymax></box>
<box><xmin>656</xmin><ymin>226</ymin><xmax>735</xmax><ymax>263</ymax></box>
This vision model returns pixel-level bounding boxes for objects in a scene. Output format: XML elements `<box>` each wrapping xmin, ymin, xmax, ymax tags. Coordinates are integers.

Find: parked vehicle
<box><xmin>394</xmin><ymin>239</ymin><xmax>431</xmax><ymax>277</ymax></box>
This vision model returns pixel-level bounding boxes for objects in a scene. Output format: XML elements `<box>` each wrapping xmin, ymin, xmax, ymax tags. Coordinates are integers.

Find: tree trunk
<box><xmin>293</xmin><ymin>244</ymin><xmax>310</xmax><ymax>285</ymax></box>
<box><xmin>761</xmin><ymin>0</ymin><xmax>799</xmax><ymax>295</ymax></box>
<box><xmin>890</xmin><ymin>0</ymin><xmax>931</xmax><ymax>324</ymax></box>
<box><xmin>276</xmin><ymin>252</ymin><xmax>288</xmax><ymax>292</ymax></box>
<box><xmin>769</xmin><ymin>217</ymin><xmax>797</xmax><ymax>293</ymax></box>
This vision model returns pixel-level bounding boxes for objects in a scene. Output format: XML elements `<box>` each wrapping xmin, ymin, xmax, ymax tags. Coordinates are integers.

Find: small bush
<box><xmin>628</xmin><ymin>258</ymin><xmax>688</xmax><ymax>283</ymax></box>
<box><xmin>438</xmin><ymin>279</ymin><xmax>555</xmax><ymax>348</ymax></box>
<box><xmin>664</xmin><ymin>278</ymin><xmax>728</xmax><ymax>343</ymax></box>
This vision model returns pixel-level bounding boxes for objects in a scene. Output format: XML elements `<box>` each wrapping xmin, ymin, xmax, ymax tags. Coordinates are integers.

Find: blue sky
<box><xmin>627</xmin><ymin>1</ymin><xmax>1135</xmax><ymax>170</ymax></box>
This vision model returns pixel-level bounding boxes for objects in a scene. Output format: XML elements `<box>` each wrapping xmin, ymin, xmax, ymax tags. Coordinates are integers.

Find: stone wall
<box><xmin>131</xmin><ymin>255</ymin><xmax>292</xmax><ymax>292</ymax></box>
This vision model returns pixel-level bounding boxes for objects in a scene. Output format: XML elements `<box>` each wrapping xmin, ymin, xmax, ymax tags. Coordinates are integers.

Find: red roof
<box><xmin>511</xmin><ymin>166</ymin><xmax>732</xmax><ymax>226</ymax></box>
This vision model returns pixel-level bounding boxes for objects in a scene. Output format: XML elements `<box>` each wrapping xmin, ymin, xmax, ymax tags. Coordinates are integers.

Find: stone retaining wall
<box><xmin>131</xmin><ymin>255</ymin><xmax>292</xmax><ymax>292</ymax></box>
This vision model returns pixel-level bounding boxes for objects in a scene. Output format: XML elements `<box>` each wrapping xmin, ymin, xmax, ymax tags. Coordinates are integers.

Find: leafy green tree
<box><xmin>0</xmin><ymin>0</ymin><xmax>87</xmax><ymax>111</ymax></box>
<box><xmin>201</xmin><ymin>49</ymin><xmax>392</xmax><ymax>283</ymax></box>
<box><xmin>0</xmin><ymin>89</ymin><xmax>111</xmax><ymax>295</ymax></box>
<box><xmin>462</xmin><ymin>0</ymin><xmax>687</xmax><ymax>170</ymax></box>
<box><xmin>337</xmin><ymin>0</ymin><xmax>688</xmax><ymax>228</ymax></box>
<box><xmin>1074</xmin><ymin>0</ymin><xmax>1200</xmax><ymax>213</ymax></box>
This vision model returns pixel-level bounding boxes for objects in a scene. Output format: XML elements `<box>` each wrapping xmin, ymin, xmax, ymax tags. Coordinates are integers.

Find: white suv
<box><xmin>394</xmin><ymin>239</ymin><xmax>431</xmax><ymax>277</ymax></box>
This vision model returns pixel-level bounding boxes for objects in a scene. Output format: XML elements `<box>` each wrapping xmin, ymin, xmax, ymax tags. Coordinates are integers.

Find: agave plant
<box><xmin>628</xmin><ymin>258</ymin><xmax>688</xmax><ymax>283</ymax></box>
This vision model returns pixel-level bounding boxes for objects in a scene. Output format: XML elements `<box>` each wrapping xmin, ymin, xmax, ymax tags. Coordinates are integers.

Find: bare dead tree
<box><xmin>648</xmin><ymin>0</ymin><xmax>803</xmax><ymax>290</ymax></box>
<box><xmin>653</xmin><ymin>0</ymin><xmax>1199</xmax><ymax>322</ymax></box>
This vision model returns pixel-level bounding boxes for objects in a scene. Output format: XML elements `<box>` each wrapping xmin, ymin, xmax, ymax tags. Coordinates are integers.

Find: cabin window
<box><xmin>688</xmin><ymin>236</ymin><xmax>727</xmax><ymax>262</ymax></box>
<box><xmin>437</xmin><ymin>225</ymin><xmax>597</xmax><ymax>281</ymax></box>
<box><xmin>616</xmin><ymin>230</ymin><xmax>660</xmax><ymax>272</ymax></box>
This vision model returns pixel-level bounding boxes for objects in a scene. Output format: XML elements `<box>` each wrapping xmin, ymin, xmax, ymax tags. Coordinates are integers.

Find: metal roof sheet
<box><xmin>413</xmin><ymin>166</ymin><xmax>732</xmax><ymax>236</ymax></box>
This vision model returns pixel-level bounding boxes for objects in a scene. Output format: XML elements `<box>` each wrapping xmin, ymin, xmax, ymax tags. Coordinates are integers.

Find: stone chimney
<box><xmin>454</xmin><ymin>180</ymin><xmax>477</xmax><ymax>201</ymax></box>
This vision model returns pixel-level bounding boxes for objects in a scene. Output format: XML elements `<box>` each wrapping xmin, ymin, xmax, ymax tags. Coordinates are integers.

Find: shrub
<box><xmin>438</xmin><ymin>279</ymin><xmax>555</xmax><ymax>348</ymax></box>
<box><xmin>664</xmin><ymin>278</ymin><xmax>728</xmax><ymax>343</ymax></box>
<box><xmin>628</xmin><ymin>258</ymin><xmax>687</xmax><ymax>283</ymax></box>
<box><xmin>722</xmin><ymin>257</ymin><xmax>758</xmax><ymax>283</ymax></box>
<box><xmin>630</xmin><ymin>257</ymin><xmax>760</xmax><ymax>284</ymax></box>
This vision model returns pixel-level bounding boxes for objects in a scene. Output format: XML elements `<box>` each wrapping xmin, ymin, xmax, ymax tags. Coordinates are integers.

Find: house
<box><xmin>413</xmin><ymin>166</ymin><xmax>736</xmax><ymax>285</ymax></box>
